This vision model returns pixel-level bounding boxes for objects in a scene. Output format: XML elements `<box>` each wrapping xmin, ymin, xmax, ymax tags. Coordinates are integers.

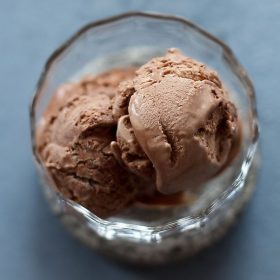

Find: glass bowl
<box><xmin>30</xmin><ymin>12</ymin><xmax>260</xmax><ymax>265</ymax></box>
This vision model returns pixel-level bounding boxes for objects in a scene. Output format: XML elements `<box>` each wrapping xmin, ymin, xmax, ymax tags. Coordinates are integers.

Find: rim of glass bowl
<box><xmin>30</xmin><ymin>12</ymin><xmax>259</xmax><ymax>243</ymax></box>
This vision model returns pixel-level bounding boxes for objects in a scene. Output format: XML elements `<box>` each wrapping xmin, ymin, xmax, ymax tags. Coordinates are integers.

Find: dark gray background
<box><xmin>1</xmin><ymin>0</ymin><xmax>279</xmax><ymax>279</ymax></box>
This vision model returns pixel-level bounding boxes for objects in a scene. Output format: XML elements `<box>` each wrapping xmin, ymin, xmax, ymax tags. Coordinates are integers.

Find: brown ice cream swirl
<box><xmin>36</xmin><ymin>68</ymin><xmax>147</xmax><ymax>218</ymax></box>
<box><xmin>113</xmin><ymin>49</ymin><xmax>241</xmax><ymax>194</ymax></box>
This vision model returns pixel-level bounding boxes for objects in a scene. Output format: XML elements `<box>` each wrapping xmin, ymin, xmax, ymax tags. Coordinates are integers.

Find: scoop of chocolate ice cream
<box><xmin>113</xmin><ymin>49</ymin><xmax>241</xmax><ymax>194</ymax></box>
<box><xmin>36</xmin><ymin>69</ymin><xmax>147</xmax><ymax>218</ymax></box>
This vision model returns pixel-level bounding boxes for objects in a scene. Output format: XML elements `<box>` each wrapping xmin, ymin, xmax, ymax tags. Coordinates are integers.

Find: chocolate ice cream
<box><xmin>36</xmin><ymin>68</ymin><xmax>148</xmax><ymax>218</ymax></box>
<box><xmin>36</xmin><ymin>49</ymin><xmax>241</xmax><ymax>217</ymax></box>
<box><xmin>113</xmin><ymin>49</ymin><xmax>241</xmax><ymax>194</ymax></box>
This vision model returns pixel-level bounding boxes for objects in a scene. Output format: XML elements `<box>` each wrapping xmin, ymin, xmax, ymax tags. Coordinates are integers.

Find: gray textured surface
<box><xmin>0</xmin><ymin>0</ymin><xmax>279</xmax><ymax>279</ymax></box>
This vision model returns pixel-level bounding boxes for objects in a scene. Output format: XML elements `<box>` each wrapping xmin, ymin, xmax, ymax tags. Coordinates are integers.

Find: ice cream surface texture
<box><xmin>36</xmin><ymin>49</ymin><xmax>241</xmax><ymax>217</ymax></box>
<box><xmin>113</xmin><ymin>49</ymin><xmax>240</xmax><ymax>194</ymax></box>
<box><xmin>36</xmin><ymin>69</ymin><xmax>145</xmax><ymax>218</ymax></box>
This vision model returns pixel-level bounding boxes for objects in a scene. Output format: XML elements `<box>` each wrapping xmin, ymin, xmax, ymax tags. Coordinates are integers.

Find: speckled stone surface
<box><xmin>0</xmin><ymin>1</ymin><xmax>279</xmax><ymax>279</ymax></box>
